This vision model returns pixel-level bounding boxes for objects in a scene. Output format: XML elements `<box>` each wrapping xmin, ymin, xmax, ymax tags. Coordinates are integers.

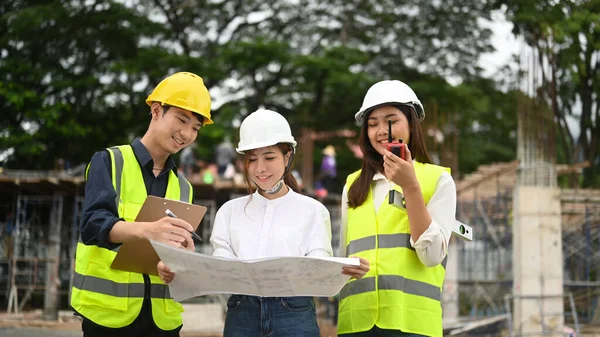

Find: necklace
<box><xmin>153</xmin><ymin>167</ymin><xmax>163</xmax><ymax>170</ymax></box>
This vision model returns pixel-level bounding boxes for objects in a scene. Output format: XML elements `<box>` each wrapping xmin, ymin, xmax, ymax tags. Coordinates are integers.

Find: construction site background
<box><xmin>0</xmin><ymin>160</ymin><xmax>598</xmax><ymax>337</ymax></box>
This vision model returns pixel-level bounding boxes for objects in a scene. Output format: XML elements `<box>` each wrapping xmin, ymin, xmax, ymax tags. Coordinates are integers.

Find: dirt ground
<box><xmin>2</xmin><ymin>320</ymin><xmax>600</xmax><ymax>337</ymax></box>
<box><xmin>0</xmin><ymin>311</ymin><xmax>338</xmax><ymax>337</ymax></box>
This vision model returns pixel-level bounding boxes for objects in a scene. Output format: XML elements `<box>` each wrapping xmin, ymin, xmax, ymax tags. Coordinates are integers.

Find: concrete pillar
<box><xmin>43</xmin><ymin>194</ymin><xmax>63</xmax><ymax>320</ymax></box>
<box><xmin>300</xmin><ymin>127</ymin><xmax>314</xmax><ymax>192</ymax></box>
<box><xmin>512</xmin><ymin>186</ymin><xmax>563</xmax><ymax>336</ymax></box>
<box><xmin>443</xmin><ymin>236</ymin><xmax>459</xmax><ymax>321</ymax></box>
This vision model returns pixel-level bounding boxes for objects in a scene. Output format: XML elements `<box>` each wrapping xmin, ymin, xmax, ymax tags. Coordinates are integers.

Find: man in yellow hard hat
<box><xmin>70</xmin><ymin>72</ymin><xmax>213</xmax><ymax>337</ymax></box>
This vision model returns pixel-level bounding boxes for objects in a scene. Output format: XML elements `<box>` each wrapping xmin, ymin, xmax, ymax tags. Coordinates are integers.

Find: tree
<box><xmin>0</xmin><ymin>0</ymin><xmax>174</xmax><ymax>168</ymax></box>
<box><xmin>1</xmin><ymin>0</ymin><xmax>519</xmax><ymax>181</ymax></box>
<box><xmin>497</xmin><ymin>0</ymin><xmax>600</xmax><ymax>187</ymax></box>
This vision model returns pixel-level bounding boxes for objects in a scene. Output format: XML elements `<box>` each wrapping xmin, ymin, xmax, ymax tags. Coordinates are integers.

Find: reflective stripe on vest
<box><xmin>72</xmin><ymin>271</ymin><xmax>171</xmax><ymax>298</ymax></box>
<box><xmin>337</xmin><ymin>163</ymin><xmax>450</xmax><ymax>337</ymax></box>
<box><xmin>71</xmin><ymin>145</ymin><xmax>193</xmax><ymax>330</ymax></box>
<box><xmin>110</xmin><ymin>146</ymin><xmax>191</xmax><ymax>204</ymax></box>
<box><xmin>340</xmin><ymin>275</ymin><xmax>441</xmax><ymax>302</ymax></box>
<box><xmin>346</xmin><ymin>234</ymin><xmax>448</xmax><ymax>269</ymax></box>
<box><xmin>112</xmin><ymin>146</ymin><xmax>123</xmax><ymax>206</ymax></box>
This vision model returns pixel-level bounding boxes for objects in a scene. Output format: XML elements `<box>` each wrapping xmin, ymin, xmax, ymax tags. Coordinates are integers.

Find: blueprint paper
<box><xmin>150</xmin><ymin>240</ymin><xmax>359</xmax><ymax>302</ymax></box>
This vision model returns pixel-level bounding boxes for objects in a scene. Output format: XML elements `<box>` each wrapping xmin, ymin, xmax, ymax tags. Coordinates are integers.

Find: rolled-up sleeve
<box><xmin>410</xmin><ymin>171</ymin><xmax>456</xmax><ymax>267</ymax></box>
<box><xmin>305</xmin><ymin>204</ymin><xmax>334</xmax><ymax>258</ymax></box>
<box><xmin>79</xmin><ymin>151</ymin><xmax>123</xmax><ymax>250</ymax></box>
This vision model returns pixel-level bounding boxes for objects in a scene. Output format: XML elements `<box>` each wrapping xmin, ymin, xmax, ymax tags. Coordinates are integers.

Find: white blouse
<box><xmin>340</xmin><ymin>171</ymin><xmax>456</xmax><ymax>267</ymax></box>
<box><xmin>210</xmin><ymin>189</ymin><xmax>334</xmax><ymax>260</ymax></box>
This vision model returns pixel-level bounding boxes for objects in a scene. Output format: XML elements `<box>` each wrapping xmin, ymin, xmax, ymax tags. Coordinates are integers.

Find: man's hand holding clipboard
<box><xmin>111</xmin><ymin>196</ymin><xmax>207</xmax><ymax>276</ymax></box>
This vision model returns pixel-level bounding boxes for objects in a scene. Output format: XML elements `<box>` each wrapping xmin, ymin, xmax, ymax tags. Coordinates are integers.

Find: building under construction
<box><xmin>0</xmin><ymin>161</ymin><xmax>598</xmax><ymax>335</ymax></box>
<box><xmin>453</xmin><ymin>162</ymin><xmax>600</xmax><ymax>334</ymax></box>
<box><xmin>0</xmin><ymin>42</ymin><xmax>598</xmax><ymax>336</ymax></box>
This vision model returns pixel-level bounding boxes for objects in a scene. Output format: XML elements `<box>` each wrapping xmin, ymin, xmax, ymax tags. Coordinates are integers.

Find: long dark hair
<box><xmin>347</xmin><ymin>105</ymin><xmax>431</xmax><ymax>208</ymax></box>
<box><xmin>243</xmin><ymin>143</ymin><xmax>300</xmax><ymax>195</ymax></box>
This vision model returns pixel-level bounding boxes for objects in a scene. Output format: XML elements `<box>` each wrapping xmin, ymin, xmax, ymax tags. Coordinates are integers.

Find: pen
<box><xmin>165</xmin><ymin>209</ymin><xmax>203</xmax><ymax>242</ymax></box>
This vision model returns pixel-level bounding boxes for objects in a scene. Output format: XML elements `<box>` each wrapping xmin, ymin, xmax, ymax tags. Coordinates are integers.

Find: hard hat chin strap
<box><xmin>253</xmin><ymin>151</ymin><xmax>295</xmax><ymax>195</ymax></box>
<box><xmin>263</xmin><ymin>180</ymin><xmax>285</xmax><ymax>194</ymax></box>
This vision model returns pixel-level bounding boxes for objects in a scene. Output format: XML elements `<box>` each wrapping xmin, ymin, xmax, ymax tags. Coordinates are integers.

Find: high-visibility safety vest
<box><xmin>338</xmin><ymin>162</ymin><xmax>450</xmax><ymax>337</ymax></box>
<box><xmin>71</xmin><ymin>145</ymin><xmax>193</xmax><ymax>330</ymax></box>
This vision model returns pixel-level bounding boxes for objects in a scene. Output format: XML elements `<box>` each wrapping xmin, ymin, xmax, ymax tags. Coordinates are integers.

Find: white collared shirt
<box><xmin>340</xmin><ymin>171</ymin><xmax>456</xmax><ymax>267</ymax></box>
<box><xmin>210</xmin><ymin>189</ymin><xmax>334</xmax><ymax>260</ymax></box>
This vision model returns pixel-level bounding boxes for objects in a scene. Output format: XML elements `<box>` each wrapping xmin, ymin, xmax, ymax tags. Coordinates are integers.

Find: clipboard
<box><xmin>111</xmin><ymin>196</ymin><xmax>207</xmax><ymax>276</ymax></box>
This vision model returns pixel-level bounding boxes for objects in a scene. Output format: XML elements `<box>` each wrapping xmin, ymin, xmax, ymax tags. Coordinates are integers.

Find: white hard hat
<box><xmin>355</xmin><ymin>80</ymin><xmax>425</xmax><ymax>123</ymax></box>
<box><xmin>236</xmin><ymin>109</ymin><xmax>297</xmax><ymax>154</ymax></box>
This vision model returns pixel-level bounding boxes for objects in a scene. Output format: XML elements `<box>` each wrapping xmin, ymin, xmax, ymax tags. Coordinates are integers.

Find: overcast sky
<box><xmin>479</xmin><ymin>11</ymin><xmax>520</xmax><ymax>82</ymax></box>
<box><xmin>478</xmin><ymin>12</ymin><xmax>581</xmax><ymax>140</ymax></box>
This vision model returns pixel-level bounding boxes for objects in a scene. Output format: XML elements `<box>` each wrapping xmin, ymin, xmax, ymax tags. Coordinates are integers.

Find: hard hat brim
<box><xmin>355</xmin><ymin>102</ymin><xmax>424</xmax><ymax>123</ymax></box>
<box><xmin>236</xmin><ymin>140</ymin><xmax>297</xmax><ymax>154</ymax></box>
<box><xmin>145</xmin><ymin>100</ymin><xmax>214</xmax><ymax>125</ymax></box>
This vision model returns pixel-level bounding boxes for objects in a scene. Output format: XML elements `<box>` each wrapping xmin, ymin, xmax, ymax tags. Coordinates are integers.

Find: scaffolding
<box><xmin>2</xmin><ymin>194</ymin><xmax>71</xmax><ymax>317</ymax></box>
<box><xmin>0</xmin><ymin>171</ymin><xmax>246</xmax><ymax>318</ymax></box>
<box><xmin>504</xmin><ymin>292</ymin><xmax>580</xmax><ymax>337</ymax></box>
<box><xmin>455</xmin><ymin>163</ymin><xmax>600</xmax><ymax>329</ymax></box>
<box><xmin>0</xmin><ymin>162</ymin><xmax>598</xmax><ymax>335</ymax></box>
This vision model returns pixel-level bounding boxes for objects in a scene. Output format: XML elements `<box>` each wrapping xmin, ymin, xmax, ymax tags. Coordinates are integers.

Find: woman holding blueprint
<box><xmin>158</xmin><ymin>109</ymin><xmax>370</xmax><ymax>337</ymax></box>
<box><xmin>337</xmin><ymin>80</ymin><xmax>457</xmax><ymax>337</ymax></box>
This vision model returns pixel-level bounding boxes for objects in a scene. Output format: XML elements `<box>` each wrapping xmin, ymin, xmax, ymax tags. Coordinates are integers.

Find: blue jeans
<box><xmin>339</xmin><ymin>325</ymin><xmax>426</xmax><ymax>337</ymax></box>
<box><xmin>223</xmin><ymin>295</ymin><xmax>320</xmax><ymax>337</ymax></box>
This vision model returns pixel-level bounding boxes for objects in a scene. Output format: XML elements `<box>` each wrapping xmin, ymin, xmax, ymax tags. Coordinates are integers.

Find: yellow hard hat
<box><xmin>145</xmin><ymin>72</ymin><xmax>213</xmax><ymax>125</ymax></box>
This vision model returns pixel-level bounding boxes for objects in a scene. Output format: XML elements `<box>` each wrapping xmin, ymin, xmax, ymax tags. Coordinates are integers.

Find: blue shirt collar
<box><xmin>131</xmin><ymin>138</ymin><xmax>178</xmax><ymax>176</ymax></box>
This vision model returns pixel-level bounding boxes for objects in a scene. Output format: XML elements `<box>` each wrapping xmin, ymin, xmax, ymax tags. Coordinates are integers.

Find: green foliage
<box><xmin>1</xmin><ymin>0</ymin><xmax>521</xmax><ymax>183</ymax></box>
<box><xmin>496</xmin><ymin>0</ymin><xmax>600</xmax><ymax>187</ymax></box>
<box><xmin>0</xmin><ymin>0</ymin><xmax>170</xmax><ymax>167</ymax></box>
<box><xmin>454</xmin><ymin>79</ymin><xmax>519</xmax><ymax>174</ymax></box>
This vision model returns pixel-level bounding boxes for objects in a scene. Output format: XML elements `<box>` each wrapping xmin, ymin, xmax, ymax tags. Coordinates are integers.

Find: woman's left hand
<box><xmin>342</xmin><ymin>257</ymin><xmax>370</xmax><ymax>279</ymax></box>
<box><xmin>157</xmin><ymin>261</ymin><xmax>176</xmax><ymax>284</ymax></box>
<box><xmin>383</xmin><ymin>145</ymin><xmax>418</xmax><ymax>190</ymax></box>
